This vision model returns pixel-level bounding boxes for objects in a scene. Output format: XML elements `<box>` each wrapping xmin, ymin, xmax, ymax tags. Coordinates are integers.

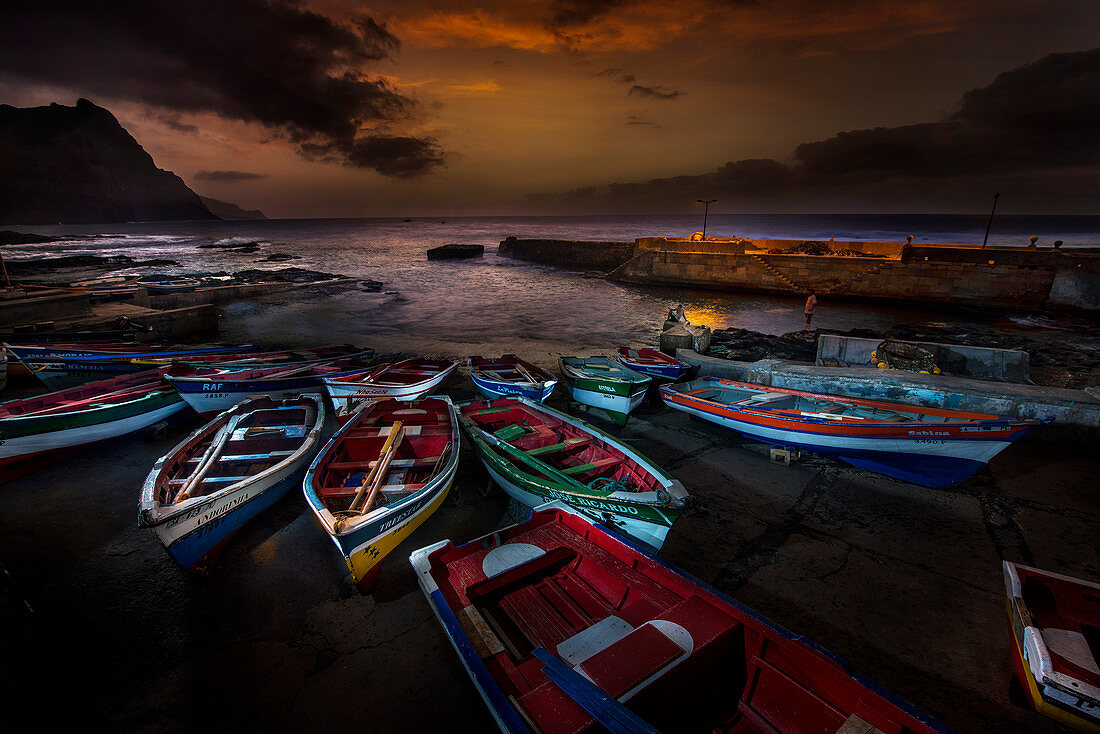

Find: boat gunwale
<box><xmin>662</xmin><ymin>377</ymin><xmax>1048</xmax><ymax>427</ymax></box>
<box><xmin>138</xmin><ymin>394</ymin><xmax>326</xmax><ymax>526</ymax></box>
<box><xmin>303</xmin><ymin>396</ymin><xmax>461</xmax><ymax>539</ymax></box>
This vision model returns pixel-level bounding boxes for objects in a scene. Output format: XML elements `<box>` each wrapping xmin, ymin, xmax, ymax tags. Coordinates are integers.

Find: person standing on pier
<box><xmin>804</xmin><ymin>289</ymin><xmax>817</xmax><ymax>330</ymax></box>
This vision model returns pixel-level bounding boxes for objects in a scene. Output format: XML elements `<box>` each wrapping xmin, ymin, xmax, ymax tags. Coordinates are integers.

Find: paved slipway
<box><xmin>1</xmin><ymin>371</ymin><xmax>1097</xmax><ymax>733</ymax></box>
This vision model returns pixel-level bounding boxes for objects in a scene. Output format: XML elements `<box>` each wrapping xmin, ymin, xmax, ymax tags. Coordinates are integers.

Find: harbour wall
<box><xmin>497</xmin><ymin>236</ymin><xmax>1100</xmax><ymax>311</ymax></box>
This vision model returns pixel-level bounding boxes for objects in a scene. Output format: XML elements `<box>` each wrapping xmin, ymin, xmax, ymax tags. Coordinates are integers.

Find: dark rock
<box><xmin>0</xmin><ymin>230</ymin><xmax>59</xmax><ymax>245</ymax></box>
<box><xmin>0</xmin><ymin>99</ymin><xmax>218</xmax><ymax>225</ymax></box>
<box><xmin>6</xmin><ymin>254</ymin><xmax>180</xmax><ymax>275</ymax></box>
<box><xmin>262</xmin><ymin>253</ymin><xmax>299</xmax><ymax>262</ymax></box>
<box><xmin>427</xmin><ymin>243</ymin><xmax>484</xmax><ymax>260</ymax></box>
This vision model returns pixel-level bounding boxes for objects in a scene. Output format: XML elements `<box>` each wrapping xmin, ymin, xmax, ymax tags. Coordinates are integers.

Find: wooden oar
<box><xmin>514</xmin><ymin>361</ymin><xmax>539</xmax><ymax>385</ymax></box>
<box><xmin>357</xmin><ymin>425</ymin><xmax>406</xmax><ymax>514</ymax></box>
<box><xmin>467</xmin><ymin>424</ymin><xmax>585</xmax><ymax>489</ymax></box>
<box><xmin>347</xmin><ymin>420</ymin><xmax>404</xmax><ymax>513</ymax></box>
<box><xmin>174</xmin><ymin>416</ymin><xmax>241</xmax><ymax>502</ymax></box>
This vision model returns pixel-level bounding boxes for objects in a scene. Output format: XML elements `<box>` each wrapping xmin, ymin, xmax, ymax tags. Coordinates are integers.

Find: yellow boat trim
<box><xmin>345</xmin><ymin>479</ymin><xmax>453</xmax><ymax>584</ymax></box>
<box><xmin>1005</xmin><ymin>600</ymin><xmax>1100</xmax><ymax>733</ymax></box>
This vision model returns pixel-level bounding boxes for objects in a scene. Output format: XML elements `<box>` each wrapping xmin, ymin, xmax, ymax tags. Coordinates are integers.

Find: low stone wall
<box><xmin>0</xmin><ymin>291</ymin><xmax>90</xmax><ymax>327</ymax></box>
<box><xmin>498</xmin><ymin>237</ymin><xmax>634</xmax><ymax>271</ymax></box>
<box><xmin>815</xmin><ymin>334</ymin><xmax>1031</xmax><ymax>382</ymax></box>
<box><xmin>675</xmin><ymin>350</ymin><xmax>1100</xmax><ymax>442</ymax></box>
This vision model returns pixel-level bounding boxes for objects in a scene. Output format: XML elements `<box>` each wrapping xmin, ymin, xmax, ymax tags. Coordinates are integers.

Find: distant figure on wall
<box><xmin>804</xmin><ymin>289</ymin><xmax>817</xmax><ymax>330</ymax></box>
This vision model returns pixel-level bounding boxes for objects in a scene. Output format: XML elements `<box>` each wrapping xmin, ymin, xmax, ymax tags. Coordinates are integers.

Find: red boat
<box><xmin>410</xmin><ymin>502</ymin><xmax>949</xmax><ymax>734</ymax></box>
<box><xmin>1003</xmin><ymin>561</ymin><xmax>1100</xmax><ymax>731</ymax></box>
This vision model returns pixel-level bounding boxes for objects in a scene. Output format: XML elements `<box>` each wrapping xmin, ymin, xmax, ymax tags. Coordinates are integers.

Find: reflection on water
<box><xmin>9</xmin><ymin>215</ymin><xmax>1086</xmax><ymax>366</ymax></box>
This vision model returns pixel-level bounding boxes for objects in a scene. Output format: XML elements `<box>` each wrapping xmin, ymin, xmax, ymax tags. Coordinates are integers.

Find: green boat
<box><xmin>558</xmin><ymin>356</ymin><xmax>651</xmax><ymax>426</ymax></box>
<box><xmin>455</xmin><ymin>396</ymin><xmax>690</xmax><ymax>549</ymax></box>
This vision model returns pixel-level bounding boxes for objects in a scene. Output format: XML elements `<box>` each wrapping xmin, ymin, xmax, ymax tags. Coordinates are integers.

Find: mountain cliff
<box><xmin>0</xmin><ymin>98</ymin><xmax>218</xmax><ymax>225</ymax></box>
<box><xmin>199</xmin><ymin>196</ymin><xmax>266</xmax><ymax>220</ymax></box>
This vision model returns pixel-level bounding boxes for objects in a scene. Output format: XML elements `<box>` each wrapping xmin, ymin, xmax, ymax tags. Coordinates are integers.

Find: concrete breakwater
<box><xmin>497</xmin><ymin>236</ymin><xmax>1100</xmax><ymax>311</ymax></box>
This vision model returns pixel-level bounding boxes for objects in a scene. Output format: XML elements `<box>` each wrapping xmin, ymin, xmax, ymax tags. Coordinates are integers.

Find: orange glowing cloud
<box><xmin>381</xmin><ymin>0</ymin><xmax>1013</xmax><ymax>56</ymax></box>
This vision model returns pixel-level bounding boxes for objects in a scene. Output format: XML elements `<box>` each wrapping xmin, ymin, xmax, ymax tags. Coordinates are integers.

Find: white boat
<box><xmin>138</xmin><ymin>394</ymin><xmax>325</xmax><ymax>573</ymax></box>
<box><xmin>324</xmin><ymin>358</ymin><xmax>458</xmax><ymax>417</ymax></box>
<box><xmin>559</xmin><ymin>356</ymin><xmax>651</xmax><ymax>426</ymax></box>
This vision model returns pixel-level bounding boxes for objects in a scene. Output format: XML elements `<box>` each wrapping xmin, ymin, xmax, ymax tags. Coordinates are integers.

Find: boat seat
<box><xmin>561</xmin><ymin>457</ymin><xmax>622</xmax><ymax>476</ymax></box>
<box><xmin>743</xmin><ymin>392</ymin><xmax>792</xmax><ymax>404</ymax></box>
<box><xmin>493</xmin><ymin>423</ymin><xmax>528</xmax><ymax>442</ymax></box>
<box><xmin>318</xmin><ymin>482</ymin><xmax>426</xmax><ymax>498</ymax></box>
<box><xmin>188</xmin><ymin>452</ymin><xmax>286</xmax><ymax>465</ymax></box>
<box><xmin>576</xmin><ymin>622</ymin><xmax>686</xmax><ymax>700</ymax></box>
<box><xmin>324</xmin><ymin>456</ymin><xmax>441</xmax><ymax>472</ymax></box>
<box><xmin>525</xmin><ymin>437</ymin><xmax>591</xmax><ymax>456</ymax></box>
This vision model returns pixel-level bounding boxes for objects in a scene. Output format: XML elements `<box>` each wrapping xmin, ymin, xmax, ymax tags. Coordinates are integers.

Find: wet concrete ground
<box><xmin>1</xmin><ymin>374</ymin><xmax>1096</xmax><ymax>733</ymax></box>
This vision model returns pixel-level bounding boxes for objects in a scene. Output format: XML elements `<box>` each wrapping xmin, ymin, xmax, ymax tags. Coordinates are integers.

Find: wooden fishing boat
<box><xmin>138</xmin><ymin>275</ymin><xmax>201</xmax><ymax>294</ymax></box>
<box><xmin>132</xmin><ymin>344</ymin><xmax>370</xmax><ymax>368</ymax></box>
<box><xmin>456</xmin><ymin>396</ymin><xmax>690</xmax><ymax>549</ymax></box>
<box><xmin>138</xmin><ymin>394</ymin><xmax>325</xmax><ymax>573</ymax></box>
<box><xmin>660</xmin><ymin>377</ymin><xmax>1050</xmax><ymax>487</ymax></box>
<box><xmin>324</xmin><ymin>358</ymin><xmax>458</xmax><ymax>412</ymax></box>
<box><xmin>166</xmin><ymin>354</ymin><xmax>376</xmax><ymax>417</ymax></box>
<box><xmin>615</xmin><ymin>347</ymin><xmax>690</xmax><ymax>381</ymax></box>
<box><xmin>559</xmin><ymin>356</ymin><xmax>651</xmax><ymax>427</ymax></box>
<box><xmin>1003</xmin><ymin>561</ymin><xmax>1100</xmax><ymax>732</ymax></box>
<box><xmin>409</xmin><ymin>501</ymin><xmax>950</xmax><ymax>734</ymax></box>
<box><xmin>67</xmin><ymin>275</ymin><xmax>144</xmax><ymax>302</ymax></box>
<box><xmin>468</xmin><ymin>355</ymin><xmax>557</xmax><ymax>402</ymax></box>
<box><xmin>0</xmin><ymin>369</ymin><xmax>187</xmax><ymax>483</ymax></box>
<box><xmin>303</xmin><ymin>396</ymin><xmax>459</xmax><ymax>592</ymax></box>
<box><xmin>6</xmin><ymin>342</ymin><xmax>261</xmax><ymax>390</ymax></box>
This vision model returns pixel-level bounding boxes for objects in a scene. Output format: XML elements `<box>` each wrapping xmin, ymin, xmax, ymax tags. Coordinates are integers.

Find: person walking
<box><xmin>803</xmin><ymin>289</ymin><xmax>817</xmax><ymax>330</ymax></box>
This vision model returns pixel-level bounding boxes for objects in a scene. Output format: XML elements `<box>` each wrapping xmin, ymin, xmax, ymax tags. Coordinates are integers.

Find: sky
<box><xmin>1</xmin><ymin>0</ymin><xmax>1098</xmax><ymax>218</ymax></box>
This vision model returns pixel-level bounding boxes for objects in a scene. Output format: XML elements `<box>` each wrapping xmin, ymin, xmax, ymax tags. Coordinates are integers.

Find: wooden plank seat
<box><xmin>525</xmin><ymin>437</ymin><xmax>592</xmax><ymax>456</ymax></box>
<box><xmin>561</xmin><ymin>457</ymin><xmax>622</xmax><ymax>476</ymax></box>
<box><xmin>343</xmin><ymin>425</ymin><xmax>449</xmax><ymax>438</ymax></box>
<box><xmin>185</xmin><ymin>450</ymin><xmax>294</xmax><ymax>464</ymax></box>
<box><xmin>323</xmin><ymin>455</ymin><xmax>441</xmax><ymax>472</ymax></box>
<box><xmin>319</xmin><ymin>482</ymin><xmax>426</xmax><ymax>498</ymax></box>
<box><xmin>576</xmin><ymin>622</ymin><xmax>685</xmax><ymax>699</ymax></box>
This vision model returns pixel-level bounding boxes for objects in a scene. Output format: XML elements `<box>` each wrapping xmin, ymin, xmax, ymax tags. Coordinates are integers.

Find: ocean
<box><xmin>6</xmin><ymin>214</ymin><xmax>1098</xmax><ymax>360</ymax></box>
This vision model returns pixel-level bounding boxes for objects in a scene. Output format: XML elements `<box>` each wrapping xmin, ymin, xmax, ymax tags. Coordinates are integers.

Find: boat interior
<box><xmin>313</xmin><ymin>398</ymin><xmax>453</xmax><ymax>513</ymax></box>
<box><xmin>460</xmin><ymin>399</ymin><xmax>659</xmax><ymax>493</ymax></box>
<box><xmin>1</xmin><ymin>371</ymin><xmax>166</xmax><ymax>419</ymax></box>
<box><xmin>333</xmin><ymin>359</ymin><xmax>454</xmax><ymax>387</ymax></box>
<box><xmin>618</xmin><ymin>348</ymin><xmax>676</xmax><ymax>365</ymax></box>
<box><xmin>159</xmin><ymin>397</ymin><xmax>318</xmax><ymax>503</ymax></box>
<box><xmin>673</xmin><ymin>382</ymin><xmax>981</xmax><ymax>424</ymax></box>
<box><xmin>564</xmin><ymin>358</ymin><xmax>649</xmax><ymax>384</ymax></box>
<box><xmin>1014</xmin><ymin>566</ymin><xmax>1100</xmax><ymax>691</ymax></box>
<box><xmin>472</xmin><ymin>357</ymin><xmax>552</xmax><ymax>384</ymax></box>
<box><xmin>429</xmin><ymin>509</ymin><xmax>922</xmax><ymax>734</ymax></box>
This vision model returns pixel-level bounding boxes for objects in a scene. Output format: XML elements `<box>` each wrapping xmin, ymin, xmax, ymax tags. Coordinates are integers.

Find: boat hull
<box><xmin>0</xmin><ymin>395</ymin><xmax>186</xmax><ymax>483</ymax></box>
<box><xmin>410</xmin><ymin>502</ymin><xmax>950</xmax><ymax>734</ymax></box>
<box><xmin>169</xmin><ymin>370</ymin><xmax>363</xmax><ymax>416</ymax></box>
<box><xmin>150</xmin><ymin>468</ymin><xmax>304</xmax><ymax>572</ymax></box>
<box><xmin>304</xmin><ymin>396</ymin><xmax>460</xmax><ymax>592</ymax></box>
<box><xmin>660</xmin><ymin>383</ymin><xmax>1040</xmax><ymax>487</ymax></box>
<box><xmin>138</xmin><ymin>395</ymin><xmax>325</xmax><ymax>572</ymax></box>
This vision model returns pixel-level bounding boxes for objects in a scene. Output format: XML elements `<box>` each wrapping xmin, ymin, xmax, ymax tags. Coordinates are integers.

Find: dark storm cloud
<box><xmin>548</xmin><ymin>0</ymin><xmax>632</xmax><ymax>29</ymax></box>
<box><xmin>194</xmin><ymin>170</ymin><xmax>269</xmax><ymax>182</ymax></box>
<box><xmin>594</xmin><ymin>68</ymin><xmax>637</xmax><ymax>84</ymax></box>
<box><xmin>0</xmin><ymin>0</ymin><xmax>444</xmax><ymax>177</ymax></box>
<box><xmin>153</xmin><ymin>113</ymin><xmax>199</xmax><ymax>135</ymax></box>
<box><xmin>532</xmin><ymin>47</ymin><xmax>1100</xmax><ymax>207</ymax></box>
<box><xmin>628</xmin><ymin>85</ymin><xmax>686</xmax><ymax>100</ymax></box>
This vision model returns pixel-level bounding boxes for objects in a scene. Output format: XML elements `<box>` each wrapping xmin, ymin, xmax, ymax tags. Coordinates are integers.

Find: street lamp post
<box><xmin>697</xmin><ymin>198</ymin><xmax>717</xmax><ymax>239</ymax></box>
<box><xmin>981</xmin><ymin>192</ymin><xmax>1000</xmax><ymax>249</ymax></box>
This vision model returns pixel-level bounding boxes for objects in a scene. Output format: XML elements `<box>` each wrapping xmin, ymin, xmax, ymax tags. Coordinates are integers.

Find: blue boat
<box><xmin>615</xmin><ymin>347</ymin><xmax>691</xmax><ymax>381</ymax></box>
<box><xmin>468</xmin><ymin>355</ymin><xmax>557</xmax><ymax>402</ymax></box>
<box><xmin>138</xmin><ymin>394</ymin><xmax>325</xmax><ymax>573</ymax></box>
